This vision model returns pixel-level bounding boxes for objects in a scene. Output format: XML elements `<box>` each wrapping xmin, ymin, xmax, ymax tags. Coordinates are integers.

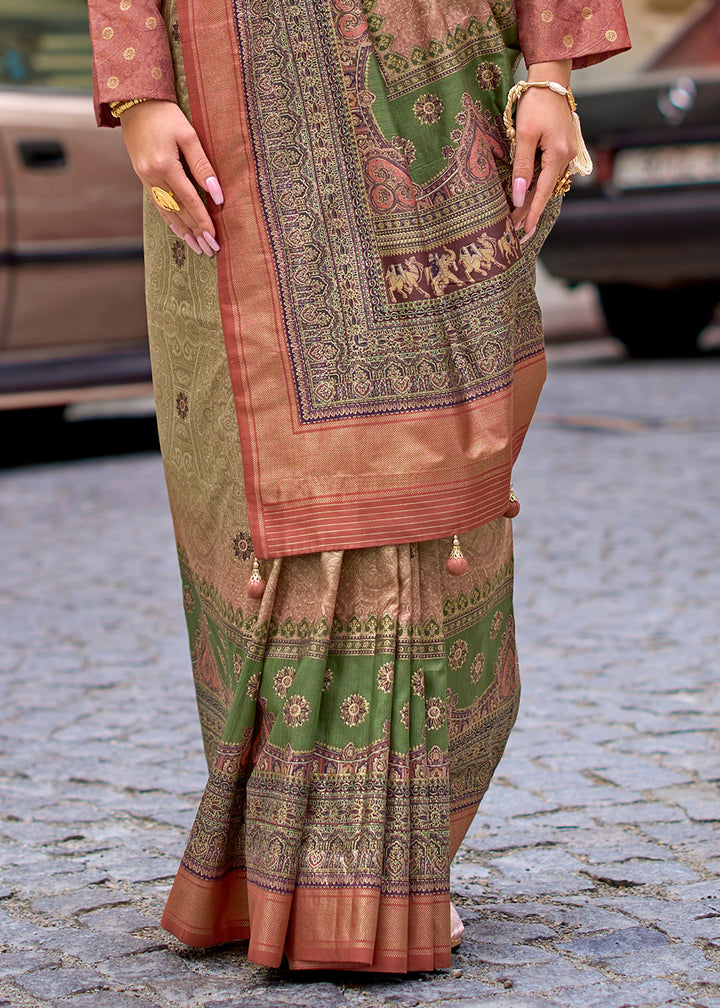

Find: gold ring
<box><xmin>151</xmin><ymin>186</ymin><xmax>181</xmax><ymax>213</ymax></box>
<box><xmin>553</xmin><ymin>171</ymin><xmax>573</xmax><ymax>197</ymax></box>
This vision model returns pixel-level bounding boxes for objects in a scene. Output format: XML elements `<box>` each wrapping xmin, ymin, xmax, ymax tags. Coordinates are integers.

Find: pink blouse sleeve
<box><xmin>516</xmin><ymin>0</ymin><xmax>631</xmax><ymax>69</ymax></box>
<box><xmin>88</xmin><ymin>0</ymin><xmax>176</xmax><ymax>126</ymax></box>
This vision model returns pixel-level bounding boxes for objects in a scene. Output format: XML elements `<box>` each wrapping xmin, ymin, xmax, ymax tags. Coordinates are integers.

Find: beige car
<box><xmin>0</xmin><ymin>0</ymin><xmax>147</xmax><ymax>410</ymax></box>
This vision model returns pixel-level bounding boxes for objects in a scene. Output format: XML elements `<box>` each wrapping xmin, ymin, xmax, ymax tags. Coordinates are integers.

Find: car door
<box><xmin>0</xmin><ymin>0</ymin><xmax>146</xmax><ymax>357</ymax></box>
<box><xmin>0</xmin><ymin>121</ymin><xmax>8</xmax><ymax>339</ymax></box>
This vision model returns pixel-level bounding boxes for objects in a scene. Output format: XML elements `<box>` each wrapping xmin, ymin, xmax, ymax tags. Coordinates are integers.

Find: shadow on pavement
<box><xmin>0</xmin><ymin>407</ymin><xmax>160</xmax><ymax>470</ymax></box>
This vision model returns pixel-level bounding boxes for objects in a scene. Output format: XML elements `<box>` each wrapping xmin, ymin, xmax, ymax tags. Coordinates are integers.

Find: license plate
<box><xmin>613</xmin><ymin>142</ymin><xmax>720</xmax><ymax>189</ymax></box>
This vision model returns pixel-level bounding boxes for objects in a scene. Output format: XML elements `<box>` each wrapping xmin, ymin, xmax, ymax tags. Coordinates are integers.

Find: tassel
<box><xmin>446</xmin><ymin>535</ymin><xmax>469</xmax><ymax>577</ymax></box>
<box><xmin>504</xmin><ymin>485</ymin><xmax>520</xmax><ymax>519</ymax></box>
<box><xmin>247</xmin><ymin>557</ymin><xmax>266</xmax><ymax>599</ymax></box>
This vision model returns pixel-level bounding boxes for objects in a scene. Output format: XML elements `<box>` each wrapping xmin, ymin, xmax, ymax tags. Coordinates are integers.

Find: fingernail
<box><xmin>519</xmin><ymin>225</ymin><xmax>537</xmax><ymax>245</ymax></box>
<box><xmin>196</xmin><ymin>234</ymin><xmax>214</xmax><ymax>257</ymax></box>
<box><xmin>203</xmin><ymin>230</ymin><xmax>221</xmax><ymax>253</ymax></box>
<box><xmin>185</xmin><ymin>232</ymin><xmax>203</xmax><ymax>254</ymax></box>
<box><xmin>205</xmin><ymin>176</ymin><xmax>224</xmax><ymax>205</ymax></box>
<box><xmin>169</xmin><ymin>222</ymin><xmax>184</xmax><ymax>239</ymax></box>
<box><xmin>512</xmin><ymin>178</ymin><xmax>527</xmax><ymax>208</ymax></box>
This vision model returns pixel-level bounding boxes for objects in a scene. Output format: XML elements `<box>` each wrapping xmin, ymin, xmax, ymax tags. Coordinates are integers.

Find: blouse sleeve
<box><xmin>88</xmin><ymin>0</ymin><xmax>177</xmax><ymax>126</ymax></box>
<box><xmin>516</xmin><ymin>0</ymin><xmax>631</xmax><ymax>69</ymax></box>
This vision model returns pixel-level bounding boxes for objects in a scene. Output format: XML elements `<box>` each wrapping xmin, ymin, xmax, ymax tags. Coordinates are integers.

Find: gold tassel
<box><xmin>246</xmin><ymin>557</ymin><xmax>266</xmax><ymax>599</ymax></box>
<box><xmin>446</xmin><ymin>535</ymin><xmax>469</xmax><ymax>576</ymax></box>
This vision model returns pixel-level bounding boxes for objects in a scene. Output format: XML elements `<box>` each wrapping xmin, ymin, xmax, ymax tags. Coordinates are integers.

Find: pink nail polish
<box><xmin>196</xmin><ymin>234</ymin><xmax>214</xmax><ymax>257</ymax></box>
<box><xmin>519</xmin><ymin>225</ymin><xmax>537</xmax><ymax>245</ymax></box>
<box><xmin>169</xmin><ymin>222</ymin><xmax>184</xmax><ymax>239</ymax></box>
<box><xmin>512</xmin><ymin>178</ymin><xmax>527</xmax><ymax>208</ymax></box>
<box><xmin>203</xmin><ymin>230</ymin><xmax>221</xmax><ymax>253</ymax></box>
<box><xmin>185</xmin><ymin>233</ymin><xmax>203</xmax><ymax>254</ymax></box>
<box><xmin>205</xmin><ymin>176</ymin><xmax>224</xmax><ymax>206</ymax></box>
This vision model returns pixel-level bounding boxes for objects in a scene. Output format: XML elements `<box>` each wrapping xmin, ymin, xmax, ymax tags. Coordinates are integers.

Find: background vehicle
<box><xmin>0</xmin><ymin>0</ymin><xmax>147</xmax><ymax>410</ymax></box>
<box><xmin>541</xmin><ymin>0</ymin><xmax>720</xmax><ymax>357</ymax></box>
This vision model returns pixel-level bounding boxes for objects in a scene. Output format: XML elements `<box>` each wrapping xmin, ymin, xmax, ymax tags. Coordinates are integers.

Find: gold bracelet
<box><xmin>503</xmin><ymin>80</ymin><xmax>593</xmax><ymax>180</ymax></box>
<box><xmin>109</xmin><ymin>98</ymin><xmax>149</xmax><ymax>118</ymax></box>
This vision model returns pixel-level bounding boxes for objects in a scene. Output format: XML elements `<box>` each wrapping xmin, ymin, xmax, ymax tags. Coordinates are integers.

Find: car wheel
<box><xmin>597</xmin><ymin>283</ymin><xmax>719</xmax><ymax>359</ymax></box>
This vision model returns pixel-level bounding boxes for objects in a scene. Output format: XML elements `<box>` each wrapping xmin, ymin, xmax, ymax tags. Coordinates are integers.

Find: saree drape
<box><xmin>88</xmin><ymin>0</ymin><xmax>629</xmax><ymax>973</ymax></box>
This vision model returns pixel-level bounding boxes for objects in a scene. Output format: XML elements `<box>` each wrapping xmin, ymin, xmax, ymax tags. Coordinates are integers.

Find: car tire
<box><xmin>597</xmin><ymin>283</ymin><xmax>719</xmax><ymax>359</ymax></box>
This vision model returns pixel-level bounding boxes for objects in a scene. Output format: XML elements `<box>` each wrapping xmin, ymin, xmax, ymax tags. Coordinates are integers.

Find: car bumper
<box><xmin>541</xmin><ymin>188</ymin><xmax>720</xmax><ymax>286</ymax></box>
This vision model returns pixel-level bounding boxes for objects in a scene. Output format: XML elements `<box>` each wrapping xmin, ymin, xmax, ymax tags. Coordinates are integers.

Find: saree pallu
<box><xmin>147</xmin><ymin>0</ymin><xmax>534</xmax><ymax>972</ymax></box>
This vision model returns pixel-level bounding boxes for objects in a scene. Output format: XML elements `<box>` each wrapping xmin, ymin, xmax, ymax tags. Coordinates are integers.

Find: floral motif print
<box><xmin>377</xmin><ymin>661</ymin><xmax>394</xmax><ymax>694</ymax></box>
<box><xmin>183</xmin><ymin>586</ymin><xmax>195</xmax><ymax>613</ymax></box>
<box><xmin>273</xmin><ymin>666</ymin><xmax>296</xmax><ymax>698</ymax></box>
<box><xmin>413</xmin><ymin>93</ymin><xmax>444</xmax><ymax>125</ymax></box>
<box><xmin>476</xmin><ymin>61</ymin><xmax>502</xmax><ymax>90</ymax></box>
<box><xmin>232</xmin><ymin>531</ymin><xmax>253</xmax><ymax>561</ymax></box>
<box><xmin>175</xmin><ymin>391</ymin><xmax>189</xmax><ymax>419</ymax></box>
<box><xmin>449</xmin><ymin>638</ymin><xmax>468</xmax><ymax>670</ymax></box>
<box><xmin>411</xmin><ymin>667</ymin><xmax>425</xmax><ymax>697</ymax></box>
<box><xmin>391</xmin><ymin>136</ymin><xmax>417</xmax><ymax>164</ymax></box>
<box><xmin>171</xmin><ymin>238</ymin><xmax>186</xmax><ymax>268</ymax></box>
<box><xmin>246</xmin><ymin>671</ymin><xmax>261</xmax><ymax>699</ymax></box>
<box><xmin>491</xmin><ymin>610</ymin><xmax>504</xmax><ymax>639</ymax></box>
<box><xmin>469</xmin><ymin>652</ymin><xmax>486</xmax><ymax>684</ymax></box>
<box><xmin>425</xmin><ymin>696</ymin><xmax>446</xmax><ymax>731</ymax></box>
<box><xmin>400</xmin><ymin>701</ymin><xmax>410</xmax><ymax>730</ymax></box>
<box><xmin>340</xmin><ymin>693</ymin><xmax>369</xmax><ymax>727</ymax></box>
<box><xmin>322</xmin><ymin>666</ymin><xmax>334</xmax><ymax>692</ymax></box>
<box><xmin>283</xmin><ymin>694</ymin><xmax>311</xmax><ymax>727</ymax></box>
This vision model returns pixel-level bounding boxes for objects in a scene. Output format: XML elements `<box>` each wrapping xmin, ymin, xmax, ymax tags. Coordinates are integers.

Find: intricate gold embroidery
<box><xmin>283</xmin><ymin>694</ymin><xmax>311</xmax><ymax>727</ymax></box>
<box><xmin>340</xmin><ymin>694</ymin><xmax>369</xmax><ymax>726</ymax></box>
<box><xmin>476</xmin><ymin>61</ymin><xmax>502</xmax><ymax>90</ymax></box>
<box><xmin>411</xmin><ymin>667</ymin><xmax>425</xmax><ymax>697</ymax></box>
<box><xmin>490</xmin><ymin>610</ymin><xmax>504</xmax><ymax>638</ymax></box>
<box><xmin>469</xmin><ymin>652</ymin><xmax>485</xmax><ymax>683</ymax></box>
<box><xmin>412</xmin><ymin>93</ymin><xmax>444</xmax><ymax>125</ymax></box>
<box><xmin>449</xmin><ymin>638</ymin><xmax>468</xmax><ymax>669</ymax></box>
<box><xmin>426</xmin><ymin>696</ymin><xmax>446</xmax><ymax>730</ymax></box>
<box><xmin>377</xmin><ymin>661</ymin><xmax>394</xmax><ymax>693</ymax></box>
<box><xmin>273</xmin><ymin>667</ymin><xmax>296</xmax><ymax>698</ymax></box>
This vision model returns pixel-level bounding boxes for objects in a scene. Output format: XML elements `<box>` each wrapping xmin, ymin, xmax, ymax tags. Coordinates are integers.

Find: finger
<box><xmin>150</xmin><ymin>198</ymin><xmax>212</xmax><ymax>256</ymax></box>
<box><xmin>522</xmin><ymin>159</ymin><xmax>568</xmax><ymax>235</ymax></box>
<box><xmin>161</xmin><ymin>168</ymin><xmax>215</xmax><ymax>237</ymax></box>
<box><xmin>178</xmin><ymin>131</ymin><xmax>224</xmax><ymax>207</ymax></box>
<box><xmin>511</xmin><ymin>128</ymin><xmax>540</xmax><ymax>209</ymax></box>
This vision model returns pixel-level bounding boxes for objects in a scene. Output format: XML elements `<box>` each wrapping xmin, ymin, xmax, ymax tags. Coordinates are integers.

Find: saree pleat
<box><xmin>148</xmin><ymin>0</ymin><xmax>520</xmax><ymax>971</ymax></box>
<box><xmin>160</xmin><ymin>531</ymin><xmax>520</xmax><ymax>970</ymax></box>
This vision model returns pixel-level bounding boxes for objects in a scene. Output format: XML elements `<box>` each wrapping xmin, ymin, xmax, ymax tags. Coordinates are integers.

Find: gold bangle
<box><xmin>109</xmin><ymin>98</ymin><xmax>149</xmax><ymax>118</ymax></box>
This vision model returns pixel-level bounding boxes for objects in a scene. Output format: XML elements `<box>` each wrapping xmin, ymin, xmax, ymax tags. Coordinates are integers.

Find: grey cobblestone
<box><xmin>1</xmin><ymin>341</ymin><xmax>719</xmax><ymax>1006</ymax></box>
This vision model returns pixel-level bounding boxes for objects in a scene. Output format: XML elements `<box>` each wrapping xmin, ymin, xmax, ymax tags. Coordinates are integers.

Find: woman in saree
<box><xmin>89</xmin><ymin>0</ymin><xmax>628</xmax><ymax>972</ymax></box>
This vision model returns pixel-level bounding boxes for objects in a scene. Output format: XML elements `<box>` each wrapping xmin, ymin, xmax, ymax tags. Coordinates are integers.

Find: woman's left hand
<box><xmin>510</xmin><ymin>60</ymin><xmax>577</xmax><ymax>240</ymax></box>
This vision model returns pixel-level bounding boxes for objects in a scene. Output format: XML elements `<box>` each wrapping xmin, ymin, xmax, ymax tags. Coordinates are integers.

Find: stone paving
<box><xmin>1</xmin><ymin>339</ymin><xmax>719</xmax><ymax>1007</ymax></box>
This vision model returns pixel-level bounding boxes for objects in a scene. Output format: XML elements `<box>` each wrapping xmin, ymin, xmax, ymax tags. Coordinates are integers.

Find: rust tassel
<box><xmin>504</xmin><ymin>485</ymin><xmax>520</xmax><ymax>519</ymax></box>
<box><xmin>446</xmin><ymin>535</ymin><xmax>469</xmax><ymax>577</ymax></box>
<box><xmin>247</xmin><ymin>557</ymin><xmax>266</xmax><ymax>599</ymax></box>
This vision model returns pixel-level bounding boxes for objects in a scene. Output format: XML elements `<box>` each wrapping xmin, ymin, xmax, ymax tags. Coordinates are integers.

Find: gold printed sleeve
<box><xmin>88</xmin><ymin>0</ymin><xmax>177</xmax><ymax>126</ymax></box>
<box><xmin>516</xmin><ymin>0</ymin><xmax>631</xmax><ymax>69</ymax></box>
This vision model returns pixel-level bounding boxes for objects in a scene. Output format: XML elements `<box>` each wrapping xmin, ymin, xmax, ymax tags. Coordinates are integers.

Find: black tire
<box><xmin>597</xmin><ymin>283</ymin><xmax>719</xmax><ymax>359</ymax></box>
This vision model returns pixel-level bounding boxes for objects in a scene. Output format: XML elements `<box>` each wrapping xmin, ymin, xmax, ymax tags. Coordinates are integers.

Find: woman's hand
<box><xmin>510</xmin><ymin>60</ymin><xmax>576</xmax><ymax>241</ymax></box>
<box><xmin>118</xmin><ymin>99</ymin><xmax>224</xmax><ymax>256</ymax></box>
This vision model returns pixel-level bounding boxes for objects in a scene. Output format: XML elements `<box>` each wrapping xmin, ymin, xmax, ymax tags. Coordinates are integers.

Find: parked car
<box><xmin>0</xmin><ymin>0</ymin><xmax>147</xmax><ymax>410</ymax></box>
<box><xmin>541</xmin><ymin>1</ymin><xmax>720</xmax><ymax>357</ymax></box>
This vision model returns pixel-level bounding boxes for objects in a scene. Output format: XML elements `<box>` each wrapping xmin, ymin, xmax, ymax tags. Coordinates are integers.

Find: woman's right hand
<box><xmin>118</xmin><ymin>99</ymin><xmax>224</xmax><ymax>256</ymax></box>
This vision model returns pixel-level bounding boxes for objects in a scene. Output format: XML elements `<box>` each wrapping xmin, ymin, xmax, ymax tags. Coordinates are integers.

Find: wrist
<box><xmin>526</xmin><ymin>60</ymin><xmax>572</xmax><ymax>88</ymax></box>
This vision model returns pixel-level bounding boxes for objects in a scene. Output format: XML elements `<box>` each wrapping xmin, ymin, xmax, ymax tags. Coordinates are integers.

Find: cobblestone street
<box><xmin>1</xmin><ymin>339</ymin><xmax>719</xmax><ymax>1007</ymax></box>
